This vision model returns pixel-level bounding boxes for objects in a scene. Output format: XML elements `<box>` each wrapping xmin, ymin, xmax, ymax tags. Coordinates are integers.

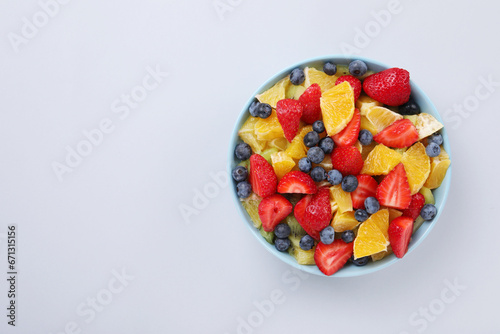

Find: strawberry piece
<box><xmin>299</xmin><ymin>83</ymin><xmax>322</xmax><ymax>124</ymax></box>
<box><xmin>388</xmin><ymin>216</ymin><xmax>414</xmax><ymax>258</ymax></box>
<box><xmin>249</xmin><ymin>154</ymin><xmax>277</xmax><ymax>198</ymax></box>
<box><xmin>277</xmin><ymin>171</ymin><xmax>317</xmax><ymax>194</ymax></box>
<box><xmin>402</xmin><ymin>193</ymin><xmax>426</xmax><ymax>220</ymax></box>
<box><xmin>363</xmin><ymin>68</ymin><xmax>411</xmax><ymax>106</ymax></box>
<box><xmin>350</xmin><ymin>175</ymin><xmax>378</xmax><ymax>209</ymax></box>
<box><xmin>258</xmin><ymin>194</ymin><xmax>293</xmax><ymax>232</ymax></box>
<box><xmin>335</xmin><ymin>75</ymin><xmax>361</xmax><ymax>101</ymax></box>
<box><xmin>314</xmin><ymin>240</ymin><xmax>353</xmax><ymax>276</ymax></box>
<box><xmin>332</xmin><ymin>108</ymin><xmax>361</xmax><ymax>147</ymax></box>
<box><xmin>376</xmin><ymin>163</ymin><xmax>412</xmax><ymax>210</ymax></box>
<box><xmin>373</xmin><ymin>119</ymin><xmax>419</xmax><ymax>148</ymax></box>
<box><xmin>276</xmin><ymin>99</ymin><xmax>303</xmax><ymax>142</ymax></box>
<box><xmin>294</xmin><ymin>194</ymin><xmax>320</xmax><ymax>240</ymax></box>
<box><xmin>331</xmin><ymin>146</ymin><xmax>364</xmax><ymax>176</ymax></box>
<box><xmin>304</xmin><ymin>187</ymin><xmax>332</xmax><ymax>232</ymax></box>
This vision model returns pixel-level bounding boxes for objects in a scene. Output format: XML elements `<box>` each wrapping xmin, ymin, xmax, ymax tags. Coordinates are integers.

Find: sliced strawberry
<box><xmin>304</xmin><ymin>187</ymin><xmax>331</xmax><ymax>232</ymax></box>
<box><xmin>335</xmin><ymin>75</ymin><xmax>361</xmax><ymax>101</ymax></box>
<box><xmin>376</xmin><ymin>163</ymin><xmax>411</xmax><ymax>210</ymax></box>
<box><xmin>276</xmin><ymin>99</ymin><xmax>303</xmax><ymax>142</ymax></box>
<box><xmin>331</xmin><ymin>146</ymin><xmax>364</xmax><ymax>176</ymax></box>
<box><xmin>249</xmin><ymin>154</ymin><xmax>277</xmax><ymax>198</ymax></box>
<box><xmin>258</xmin><ymin>194</ymin><xmax>293</xmax><ymax>232</ymax></box>
<box><xmin>373</xmin><ymin>119</ymin><xmax>419</xmax><ymax>148</ymax></box>
<box><xmin>363</xmin><ymin>68</ymin><xmax>411</xmax><ymax>106</ymax></box>
<box><xmin>388</xmin><ymin>216</ymin><xmax>414</xmax><ymax>258</ymax></box>
<box><xmin>314</xmin><ymin>240</ymin><xmax>353</xmax><ymax>276</ymax></box>
<box><xmin>277</xmin><ymin>171</ymin><xmax>317</xmax><ymax>194</ymax></box>
<box><xmin>332</xmin><ymin>108</ymin><xmax>361</xmax><ymax>147</ymax></box>
<box><xmin>299</xmin><ymin>83</ymin><xmax>322</xmax><ymax>124</ymax></box>
<box><xmin>351</xmin><ymin>175</ymin><xmax>378</xmax><ymax>209</ymax></box>
<box><xmin>294</xmin><ymin>194</ymin><xmax>320</xmax><ymax>240</ymax></box>
<box><xmin>402</xmin><ymin>193</ymin><xmax>426</xmax><ymax>220</ymax></box>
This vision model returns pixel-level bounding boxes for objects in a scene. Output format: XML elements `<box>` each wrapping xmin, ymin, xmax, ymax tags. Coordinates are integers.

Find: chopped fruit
<box><xmin>351</xmin><ymin>175</ymin><xmax>378</xmax><ymax>209</ymax></box>
<box><xmin>414</xmin><ymin>113</ymin><xmax>444</xmax><ymax>139</ymax></box>
<box><xmin>286</xmin><ymin>215</ymin><xmax>306</xmax><ymax>237</ymax></box>
<box><xmin>314</xmin><ymin>240</ymin><xmax>353</xmax><ymax>276</ymax></box>
<box><xmin>363</xmin><ymin>68</ymin><xmax>411</xmax><ymax>106</ymax></box>
<box><xmin>360</xmin><ymin>141</ymin><xmax>377</xmax><ymax>161</ymax></box>
<box><xmin>356</xmin><ymin>94</ymin><xmax>382</xmax><ymax>115</ymax></box>
<box><xmin>341</xmin><ymin>175</ymin><xmax>358</xmax><ymax>193</ymax></box>
<box><xmin>388</xmin><ymin>208</ymin><xmax>403</xmax><ymax>222</ymax></box>
<box><xmin>402</xmin><ymin>193</ymin><xmax>426</xmax><ymax>220</ymax></box>
<box><xmin>348</xmin><ymin>60</ymin><xmax>368</xmax><ymax>77</ymax></box>
<box><xmin>268</xmin><ymin>137</ymin><xmax>289</xmax><ymax>151</ymax></box>
<box><xmin>320</xmin><ymin>82</ymin><xmax>355</xmax><ymax>136</ymax></box>
<box><xmin>424</xmin><ymin>148</ymin><xmax>451</xmax><ymax>189</ymax></box>
<box><xmin>336</xmin><ymin>64</ymin><xmax>350</xmax><ymax>76</ymax></box>
<box><xmin>317</xmin><ymin>154</ymin><xmax>333</xmax><ymax>171</ymax></box>
<box><xmin>285</xmin><ymin>84</ymin><xmax>306</xmax><ymax>100</ymax></box>
<box><xmin>290</xmin><ymin>68</ymin><xmax>305</xmax><ymax>85</ymax></box>
<box><xmin>330</xmin><ymin>185</ymin><xmax>353</xmax><ymax>213</ymax></box>
<box><xmin>421</xmin><ymin>204</ymin><xmax>437</xmax><ymax>221</ymax></box>
<box><xmin>374</xmin><ymin>119</ymin><xmax>419</xmax><ymax>148</ymax></box>
<box><xmin>361</xmin><ymin>144</ymin><xmax>402</xmax><ymax>175</ymax></box>
<box><xmin>258</xmin><ymin>194</ymin><xmax>293</xmax><ymax>232</ymax></box>
<box><xmin>335</xmin><ymin>75</ymin><xmax>362</xmax><ymax>101</ymax></box>
<box><xmin>249</xmin><ymin>154</ymin><xmax>278</xmax><ymax>198</ymax></box>
<box><xmin>331</xmin><ymin>210</ymin><xmax>359</xmax><ymax>232</ymax></box>
<box><xmin>285</xmin><ymin>125</ymin><xmax>312</xmax><ymax>159</ymax></box>
<box><xmin>238</xmin><ymin>116</ymin><xmax>267</xmax><ymax>153</ymax></box>
<box><xmin>364</xmin><ymin>106</ymin><xmax>403</xmax><ymax>134</ymax></box>
<box><xmin>304</xmin><ymin>187</ymin><xmax>332</xmax><ymax>232</ymax></box>
<box><xmin>254</xmin><ymin>110</ymin><xmax>285</xmax><ymax>141</ymax></box>
<box><xmin>294</xmin><ymin>194</ymin><xmax>320</xmax><ymax>240</ymax></box>
<box><xmin>289</xmin><ymin>235</ymin><xmax>315</xmax><ymax>265</ymax></box>
<box><xmin>371</xmin><ymin>245</ymin><xmax>393</xmax><ymax>262</ymax></box>
<box><xmin>304</xmin><ymin>67</ymin><xmax>338</xmax><ymax>91</ymax></box>
<box><xmin>331</xmin><ymin>146</ymin><xmax>364</xmax><ymax>175</ymax></box>
<box><xmin>332</xmin><ymin>108</ymin><xmax>361</xmax><ymax>147</ymax></box>
<box><xmin>401</xmin><ymin>142</ymin><xmax>431</xmax><ymax>194</ymax></box>
<box><xmin>412</xmin><ymin>216</ymin><xmax>425</xmax><ymax>234</ymax></box>
<box><xmin>354</xmin><ymin>209</ymin><xmax>390</xmax><ymax>258</ymax></box>
<box><xmin>255</xmin><ymin>76</ymin><xmax>290</xmax><ymax>108</ymax></box>
<box><xmin>261</xmin><ymin>147</ymin><xmax>279</xmax><ymax>164</ymax></box>
<box><xmin>276</xmin><ymin>99</ymin><xmax>303</xmax><ymax>142</ymax></box>
<box><xmin>299</xmin><ymin>83</ymin><xmax>322</xmax><ymax>124</ymax></box>
<box><xmin>237</xmin><ymin>181</ymin><xmax>252</xmax><ymax>198</ymax></box>
<box><xmin>419</xmin><ymin>187</ymin><xmax>435</xmax><ymax>205</ymax></box>
<box><xmin>376</xmin><ymin>163</ymin><xmax>412</xmax><ymax>210</ymax></box>
<box><xmin>398</xmin><ymin>98</ymin><xmax>420</xmax><ymax>115</ymax></box>
<box><xmin>354</xmin><ymin>140</ymin><xmax>363</xmax><ymax>153</ymax></box>
<box><xmin>360</xmin><ymin>115</ymin><xmax>379</xmax><ymax>135</ymax></box>
<box><xmin>277</xmin><ymin>171</ymin><xmax>317</xmax><ymax>194</ymax></box>
<box><xmin>259</xmin><ymin>226</ymin><xmax>275</xmax><ymax>244</ymax></box>
<box><xmin>241</xmin><ymin>195</ymin><xmax>262</xmax><ymax>228</ymax></box>
<box><xmin>270</xmin><ymin>151</ymin><xmax>296</xmax><ymax>179</ymax></box>
<box><xmin>388</xmin><ymin>216</ymin><xmax>414</xmax><ymax>258</ymax></box>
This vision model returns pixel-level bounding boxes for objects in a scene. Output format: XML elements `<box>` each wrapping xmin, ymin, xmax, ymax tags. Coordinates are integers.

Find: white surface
<box><xmin>0</xmin><ymin>0</ymin><xmax>498</xmax><ymax>333</ymax></box>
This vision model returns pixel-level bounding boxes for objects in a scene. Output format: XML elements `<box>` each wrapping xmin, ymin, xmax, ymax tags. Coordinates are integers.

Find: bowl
<box><xmin>228</xmin><ymin>55</ymin><xmax>452</xmax><ymax>277</ymax></box>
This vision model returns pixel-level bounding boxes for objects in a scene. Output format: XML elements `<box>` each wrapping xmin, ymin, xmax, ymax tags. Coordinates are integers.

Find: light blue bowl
<box><xmin>228</xmin><ymin>55</ymin><xmax>452</xmax><ymax>277</ymax></box>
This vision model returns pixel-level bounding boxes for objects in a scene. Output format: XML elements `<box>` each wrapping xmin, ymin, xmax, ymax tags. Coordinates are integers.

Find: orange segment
<box><xmin>256</xmin><ymin>76</ymin><xmax>290</xmax><ymax>108</ymax></box>
<box><xmin>238</xmin><ymin>116</ymin><xmax>267</xmax><ymax>153</ymax></box>
<box><xmin>241</xmin><ymin>194</ymin><xmax>262</xmax><ymax>228</ymax></box>
<box><xmin>413</xmin><ymin>113</ymin><xmax>444</xmax><ymax>139</ymax></box>
<box><xmin>424</xmin><ymin>148</ymin><xmax>451</xmax><ymax>189</ymax></box>
<box><xmin>320</xmin><ymin>82</ymin><xmax>355</xmax><ymax>136</ymax></box>
<box><xmin>361</xmin><ymin>144</ymin><xmax>403</xmax><ymax>175</ymax></box>
<box><xmin>401</xmin><ymin>142</ymin><xmax>431</xmax><ymax>195</ymax></box>
<box><xmin>285</xmin><ymin>125</ymin><xmax>312</xmax><ymax>159</ymax></box>
<box><xmin>254</xmin><ymin>110</ymin><xmax>285</xmax><ymax>141</ymax></box>
<box><xmin>271</xmin><ymin>151</ymin><xmax>296</xmax><ymax>179</ymax></box>
<box><xmin>364</xmin><ymin>106</ymin><xmax>403</xmax><ymax>134</ymax></box>
<box><xmin>329</xmin><ymin>185</ymin><xmax>353</xmax><ymax>213</ymax></box>
<box><xmin>331</xmin><ymin>211</ymin><xmax>359</xmax><ymax>232</ymax></box>
<box><xmin>354</xmin><ymin>209</ymin><xmax>390</xmax><ymax>259</ymax></box>
<box><xmin>268</xmin><ymin>137</ymin><xmax>289</xmax><ymax>151</ymax></box>
<box><xmin>304</xmin><ymin>67</ymin><xmax>338</xmax><ymax>91</ymax></box>
<box><xmin>356</xmin><ymin>94</ymin><xmax>383</xmax><ymax>115</ymax></box>
<box><xmin>388</xmin><ymin>209</ymin><xmax>403</xmax><ymax>222</ymax></box>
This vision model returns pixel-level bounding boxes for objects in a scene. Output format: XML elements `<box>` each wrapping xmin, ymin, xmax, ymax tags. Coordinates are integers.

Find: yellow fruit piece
<box><xmin>371</xmin><ymin>245</ymin><xmax>393</xmax><ymax>262</ymax></box>
<box><xmin>364</xmin><ymin>106</ymin><xmax>403</xmax><ymax>134</ymax></box>
<box><xmin>361</xmin><ymin>144</ymin><xmax>403</xmax><ymax>175</ymax></box>
<box><xmin>241</xmin><ymin>194</ymin><xmax>262</xmax><ymax>228</ymax></box>
<box><xmin>271</xmin><ymin>151</ymin><xmax>296</xmax><ymax>179</ymax></box>
<box><xmin>254</xmin><ymin>110</ymin><xmax>285</xmax><ymax>141</ymax></box>
<box><xmin>285</xmin><ymin>125</ymin><xmax>312</xmax><ymax>159</ymax></box>
<box><xmin>329</xmin><ymin>185</ymin><xmax>353</xmax><ymax>213</ymax></box>
<box><xmin>424</xmin><ymin>148</ymin><xmax>451</xmax><ymax>189</ymax></box>
<box><xmin>289</xmin><ymin>235</ymin><xmax>315</xmax><ymax>265</ymax></box>
<box><xmin>320</xmin><ymin>82</ymin><xmax>355</xmax><ymax>136</ymax></box>
<box><xmin>414</xmin><ymin>113</ymin><xmax>444</xmax><ymax>139</ymax></box>
<box><xmin>404</xmin><ymin>115</ymin><xmax>418</xmax><ymax>126</ymax></box>
<box><xmin>356</xmin><ymin>94</ymin><xmax>382</xmax><ymax>116</ymax></box>
<box><xmin>354</xmin><ymin>140</ymin><xmax>363</xmax><ymax>154</ymax></box>
<box><xmin>419</xmin><ymin>187</ymin><xmax>435</xmax><ymax>205</ymax></box>
<box><xmin>268</xmin><ymin>137</ymin><xmax>289</xmax><ymax>151</ymax></box>
<box><xmin>336</xmin><ymin>64</ymin><xmax>350</xmax><ymax>76</ymax></box>
<box><xmin>401</xmin><ymin>142</ymin><xmax>431</xmax><ymax>195</ymax></box>
<box><xmin>331</xmin><ymin>211</ymin><xmax>360</xmax><ymax>232</ymax></box>
<box><xmin>360</xmin><ymin>115</ymin><xmax>379</xmax><ymax>135</ymax></box>
<box><xmin>238</xmin><ymin>117</ymin><xmax>267</xmax><ymax>153</ymax></box>
<box><xmin>413</xmin><ymin>216</ymin><xmax>425</xmax><ymax>234</ymax></box>
<box><xmin>388</xmin><ymin>209</ymin><xmax>403</xmax><ymax>222</ymax></box>
<box><xmin>360</xmin><ymin>141</ymin><xmax>377</xmax><ymax>161</ymax></box>
<box><xmin>316</xmin><ymin>154</ymin><xmax>332</xmax><ymax>170</ymax></box>
<box><xmin>256</xmin><ymin>76</ymin><xmax>290</xmax><ymax>108</ymax></box>
<box><xmin>286</xmin><ymin>85</ymin><xmax>306</xmax><ymax>99</ymax></box>
<box><xmin>330</xmin><ymin>198</ymin><xmax>339</xmax><ymax>216</ymax></box>
<box><xmin>239</xmin><ymin>115</ymin><xmax>260</xmax><ymax>134</ymax></box>
<box><xmin>304</xmin><ymin>67</ymin><xmax>338</xmax><ymax>91</ymax></box>
<box><xmin>354</xmin><ymin>209</ymin><xmax>390</xmax><ymax>259</ymax></box>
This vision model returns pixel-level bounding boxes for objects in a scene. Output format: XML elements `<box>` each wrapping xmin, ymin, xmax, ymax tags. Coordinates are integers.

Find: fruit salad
<box><xmin>232</xmin><ymin>60</ymin><xmax>450</xmax><ymax>276</ymax></box>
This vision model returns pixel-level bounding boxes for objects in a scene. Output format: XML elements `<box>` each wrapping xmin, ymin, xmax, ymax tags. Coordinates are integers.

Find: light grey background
<box><xmin>0</xmin><ymin>0</ymin><xmax>498</xmax><ymax>333</ymax></box>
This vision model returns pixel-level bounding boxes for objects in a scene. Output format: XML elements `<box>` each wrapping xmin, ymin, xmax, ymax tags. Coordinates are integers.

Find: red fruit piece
<box><xmin>374</xmin><ymin>119</ymin><xmax>419</xmax><ymax>148</ymax></box>
<box><xmin>351</xmin><ymin>175</ymin><xmax>378</xmax><ymax>209</ymax></box>
<box><xmin>376</xmin><ymin>163</ymin><xmax>411</xmax><ymax>210</ymax></box>
<box><xmin>331</xmin><ymin>146</ymin><xmax>364</xmax><ymax>176</ymax></box>
<box><xmin>299</xmin><ymin>83</ymin><xmax>322</xmax><ymax>124</ymax></box>
<box><xmin>276</xmin><ymin>99</ymin><xmax>303</xmax><ymax>142</ymax></box>
<box><xmin>249</xmin><ymin>154</ymin><xmax>277</xmax><ymax>198</ymax></box>
<box><xmin>363</xmin><ymin>68</ymin><xmax>411</xmax><ymax>106</ymax></box>
<box><xmin>277</xmin><ymin>171</ymin><xmax>317</xmax><ymax>194</ymax></box>
<box><xmin>335</xmin><ymin>75</ymin><xmax>361</xmax><ymax>101</ymax></box>
<box><xmin>304</xmin><ymin>187</ymin><xmax>331</xmax><ymax>232</ymax></box>
<box><xmin>258</xmin><ymin>194</ymin><xmax>293</xmax><ymax>232</ymax></box>
<box><xmin>294</xmin><ymin>194</ymin><xmax>320</xmax><ymax>240</ymax></box>
<box><xmin>388</xmin><ymin>216</ymin><xmax>414</xmax><ymax>258</ymax></box>
<box><xmin>314</xmin><ymin>240</ymin><xmax>353</xmax><ymax>276</ymax></box>
<box><xmin>332</xmin><ymin>108</ymin><xmax>361</xmax><ymax>147</ymax></box>
<box><xmin>402</xmin><ymin>193</ymin><xmax>426</xmax><ymax>220</ymax></box>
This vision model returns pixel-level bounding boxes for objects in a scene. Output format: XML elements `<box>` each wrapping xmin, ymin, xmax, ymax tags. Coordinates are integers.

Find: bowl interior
<box><xmin>228</xmin><ymin>55</ymin><xmax>452</xmax><ymax>277</ymax></box>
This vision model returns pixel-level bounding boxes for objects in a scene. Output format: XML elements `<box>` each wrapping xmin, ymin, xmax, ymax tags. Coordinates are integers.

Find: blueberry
<box><xmin>421</xmin><ymin>204</ymin><xmax>437</xmax><ymax>221</ymax></box>
<box><xmin>426</xmin><ymin>142</ymin><xmax>441</xmax><ymax>157</ymax></box>
<box><xmin>234</xmin><ymin>143</ymin><xmax>252</xmax><ymax>160</ymax></box>
<box><xmin>364</xmin><ymin>197</ymin><xmax>380</xmax><ymax>214</ymax></box>
<box><xmin>341</xmin><ymin>230</ymin><xmax>355</xmax><ymax>243</ymax></box>
<box><xmin>311</xmin><ymin>166</ymin><xmax>326</xmax><ymax>182</ymax></box>
<box><xmin>236</xmin><ymin>181</ymin><xmax>252</xmax><ymax>198</ymax></box>
<box><xmin>320</xmin><ymin>226</ymin><xmax>335</xmax><ymax>245</ymax></box>
<box><xmin>323</xmin><ymin>62</ymin><xmax>337</xmax><ymax>76</ymax></box>
<box><xmin>299</xmin><ymin>235</ymin><xmax>315</xmax><ymax>250</ymax></box>
<box><xmin>398</xmin><ymin>98</ymin><xmax>420</xmax><ymax>115</ymax></box>
<box><xmin>290</xmin><ymin>68</ymin><xmax>305</xmax><ymax>85</ymax></box>
<box><xmin>355</xmin><ymin>209</ymin><xmax>369</xmax><ymax>222</ymax></box>
<box><xmin>319</xmin><ymin>137</ymin><xmax>335</xmax><ymax>154</ymax></box>
<box><xmin>275</xmin><ymin>238</ymin><xmax>291</xmax><ymax>252</ymax></box>
<box><xmin>249</xmin><ymin>100</ymin><xmax>260</xmax><ymax>117</ymax></box>
<box><xmin>274</xmin><ymin>223</ymin><xmax>291</xmax><ymax>239</ymax></box>
<box><xmin>298</xmin><ymin>157</ymin><xmax>312</xmax><ymax>173</ymax></box>
<box><xmin>307</xmin><ymin>147</ymin><xmax>325</xmax><ymax>164</ymax></box>
<box><xmin>358</xmin><ymin>129</ymin><xmax>373</xmax><ymax>146</ymax></box>
<box><xmin>327</xmin><ymin>169</ymin><xmax>343</xmax><ymax>185</ymax></box>
<box><xmin>348</xmin><ymin>60</ymin><xmax>368</xmax><ymax>77</ymax></box>
<box><xmin>428</xmin><ymin>133</ymin><xmax>444</xmax><ymax>146</ymax></box>
<box><xmin>304</xmin><ymin>131</ymin><xmax>320</xmax><ymax>147</ymax></box>
<box><xmin>232</xmin><ymin>166</ymin><xmax>248</xmax><ymax>182</ymax></box>
<box><xmin>352</xmin><ymin>256</ymin><xmax>370</xmax><ymax>266</ymax></box>
<box><xmin>341</xmin><ymin>175</ymin><xmax>358</xmax><ymax>192</ymax></box>
<box><xmin>256</xmin><ymin>103</ymin><xmax>272</xmax><ymax>119</ymax></box>
<box><xmin>312</xmin><ymin>120</ymin><xmax>325</xmax><ymax>133</ymax></box>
